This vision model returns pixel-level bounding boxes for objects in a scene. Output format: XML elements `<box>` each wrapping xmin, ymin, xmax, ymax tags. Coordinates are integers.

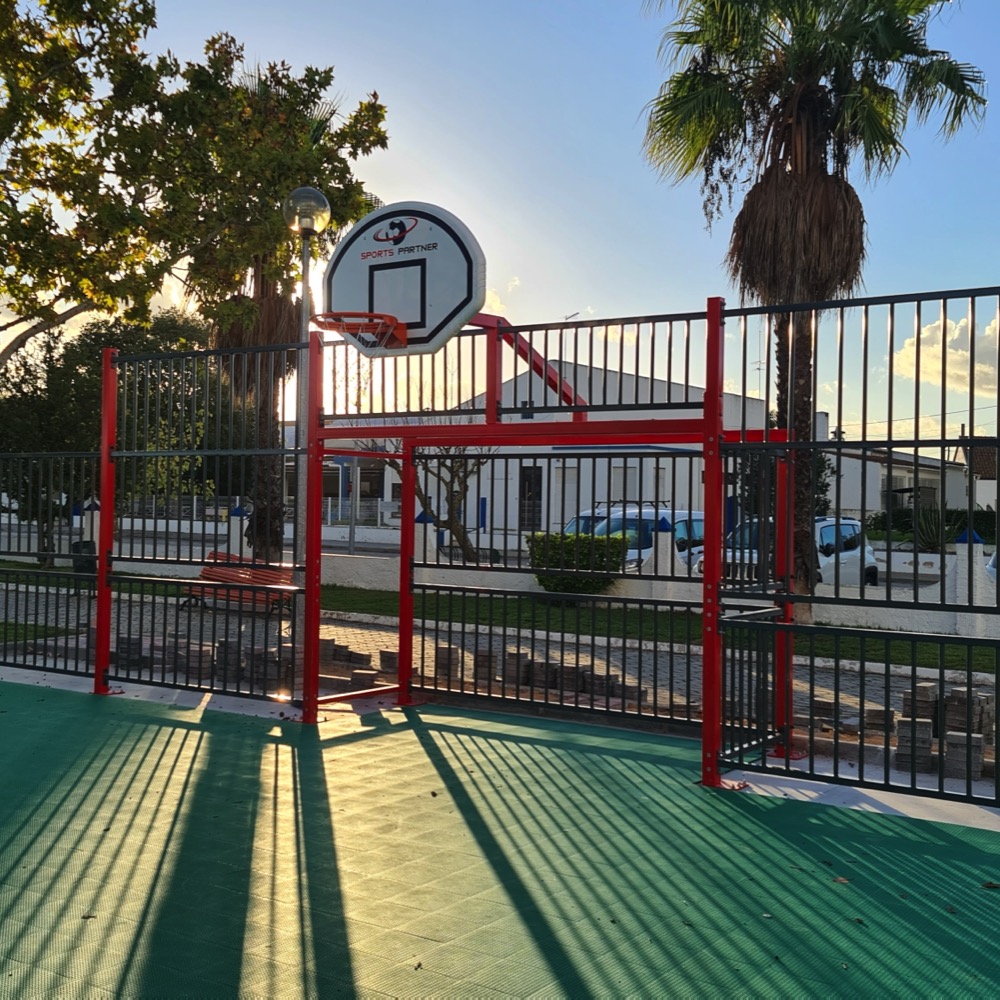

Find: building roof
<box><xmin>960</xmin><ymin>438</ymin><xmax>998</xmax><ymax>481</ymax></box>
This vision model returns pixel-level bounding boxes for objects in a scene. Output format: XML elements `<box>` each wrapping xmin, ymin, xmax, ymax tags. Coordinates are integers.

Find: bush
<box><xmin>525</xmin><ymin>532</ymin><xmax>627</xmax><ymax>594</ymax></box>
<box><xmin>915</xmin><ymin>507</ymin><xmax>942</xmax><ymax>551</ymax></box>
<box><xmin>866</xmin><ymin>507</ymin><xmax>997</xmax><ymax>545</ymax></box>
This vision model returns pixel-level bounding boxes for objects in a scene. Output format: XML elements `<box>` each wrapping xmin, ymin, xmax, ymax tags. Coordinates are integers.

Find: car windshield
<box><xmin>728</xmin><ymin>520</ymin><xmax>760</xmax><ymax>550</ymax></box>
<box><xmin>563</xmin><ymin>515</ymin><xmax>599</xmax><ymax>535</ymax></box>
<box><xmin>674</xmin><ymin>517</ymin><xmax>705</xmax><ymax>547</ymax></box>
<box><xmin>593</xmin><ymin>515</ymin><xmax>654</xmax><ymax>550</ymax></box>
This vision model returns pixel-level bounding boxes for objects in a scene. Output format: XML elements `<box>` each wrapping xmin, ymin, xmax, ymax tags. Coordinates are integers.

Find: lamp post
<box><xmin>283</xmin><ymin>186</ymin><xmax>331</xmax><ymax>713</ymax></box>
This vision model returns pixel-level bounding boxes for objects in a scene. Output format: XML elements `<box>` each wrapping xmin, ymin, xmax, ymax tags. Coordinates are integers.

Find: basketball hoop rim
<box><xmin>312</xmin><ymin>311</ymin><xmax>408</xmax><ymax>348</ymax></box>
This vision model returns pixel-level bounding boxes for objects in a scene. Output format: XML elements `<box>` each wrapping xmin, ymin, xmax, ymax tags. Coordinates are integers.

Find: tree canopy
<box><xmin>0</xmin><ymin>1</ymin><xmax>387</xmax><ymax>364</ymax></box>
<box><xmin>0</xmin><ymin>311</ymin><xmax>211</xmax><ymax>455</ymax></box>
<box><xmin>643</xmin><ymin>0</ymin><xmax>986</xmax><ymax>304</ymax></box>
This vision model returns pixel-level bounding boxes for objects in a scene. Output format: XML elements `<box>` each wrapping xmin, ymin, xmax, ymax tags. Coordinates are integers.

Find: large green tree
<box><xmin>0</xmin><ymin>4</ymin><xmax>386</xmax><ymax>363</ymax></box>
<box><xmin>2</xmin><ymin>4</ymin><xmax>387</xmax><ymax>560</ymax></box>
<box><xmin>177</xmin><ymin>54</ymin><xmax>387</xmax><ymax>560</ymax></box>
<box><xmin>643</xmin><ymin>0</ymin><xmax>985</xmax><ymax>599</ymax></box>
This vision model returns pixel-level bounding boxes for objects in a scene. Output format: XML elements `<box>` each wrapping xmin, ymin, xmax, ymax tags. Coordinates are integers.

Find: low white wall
<box><xmin>956</xmin><ymin>543</ymin><xmax>1000</xmax><ymax>640</ymax></box>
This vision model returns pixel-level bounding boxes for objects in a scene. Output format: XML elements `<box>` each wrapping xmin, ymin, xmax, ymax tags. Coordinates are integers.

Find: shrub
<box><xmin>915</xmin><ymin>507</ymin><xmax>942</xmax><ymax>551</ymax></box>
<box><xmin>525</xmin><ymin>532</ymin><xmax>627</xmax><ymax>594</ymax></box>
<box><xmin>867</xmin><ymin>507</ymin><xmax>997</xmax><ymax>546</ymax></box>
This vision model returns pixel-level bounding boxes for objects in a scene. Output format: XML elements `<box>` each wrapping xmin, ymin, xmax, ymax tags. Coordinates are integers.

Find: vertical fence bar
<box><xmin>93</xmin><ymin>349</ymin><xmax>118</xmax><ymax>695</ymax></box>
<box><xmin>701</xmin><ymin>297</ymin><xmax>725</xmax><ymax>786</ymax></box>
<box><xmin>302</xmin><ymin>331</ymin><xmax>324</xmax><ymax>724</ymax></box>
<box><xmin>396</xmin><ymin>438</ymin><xmax>417</xmax><ymax>705</ymax></box>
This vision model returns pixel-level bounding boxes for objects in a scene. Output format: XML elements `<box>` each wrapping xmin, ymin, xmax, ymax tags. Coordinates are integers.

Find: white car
<box><xmin>562</xmin><ymin>503</ymin><xmax>704</xmax><ymax>572</ymax></box>
<box><xmin>987</xmin><ymin>550</ymin><xmax>997</xmax><ymax>583</ymax></box>
<box><xmin>694</xmin><ymin>515</ymin><xmax>879</xmax><ymax>586</ymax></box>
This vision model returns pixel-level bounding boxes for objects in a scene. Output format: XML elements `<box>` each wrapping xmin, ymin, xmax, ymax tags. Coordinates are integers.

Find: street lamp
<box><xmin>284</xmin><ymin>186</ymin><xmax>331</xmax><ymax>713</ymax></box>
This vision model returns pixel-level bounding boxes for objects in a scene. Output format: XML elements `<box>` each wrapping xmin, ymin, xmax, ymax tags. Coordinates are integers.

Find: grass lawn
<box><xmin>0</xmin><ymin>622</ymin><xmax>75</xmax><ymax>642</ymax></box>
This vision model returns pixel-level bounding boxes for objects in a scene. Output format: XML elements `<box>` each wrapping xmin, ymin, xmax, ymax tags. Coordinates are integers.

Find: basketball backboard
<box><xmin>322</xmin><ymin>201</ymin><xmax>486</xmax><ymax>357</ymax></box>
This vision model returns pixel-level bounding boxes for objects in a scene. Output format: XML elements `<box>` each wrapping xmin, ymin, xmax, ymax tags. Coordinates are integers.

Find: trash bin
<box><xmin>70</xmin><ymin>540</ymin><xmax>97</xmax><ymax>575</ymax></box>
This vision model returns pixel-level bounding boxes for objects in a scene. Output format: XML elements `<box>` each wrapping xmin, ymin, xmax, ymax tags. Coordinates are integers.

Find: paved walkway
<box><xmin>3</xmin><ymin>671</ymin><xmax>1000</xmax><ymax>997</ymax></box>
<box><xmin>321</xmin><ymin>611</ymin><xmax>996</xmax><ymax>721</ymax></box>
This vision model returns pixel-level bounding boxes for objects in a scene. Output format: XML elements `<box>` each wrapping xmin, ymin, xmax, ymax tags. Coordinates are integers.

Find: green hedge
<box><xmin>866</xmin><ymin>508</ymin><xmax>998</xmax><ymax>545</ymax></box>
<box><xmin>525</xmin><ymin>532</ymin><xmax>627</xmax><ymax>594</ymax></box>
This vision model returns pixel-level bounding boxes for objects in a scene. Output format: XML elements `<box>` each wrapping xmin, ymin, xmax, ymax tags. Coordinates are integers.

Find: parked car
<box><xmin>987</xmin><ymin>550</ymin><xmax>997</xmax><ymax>583</ymax></box>
<box><xmin>562</xmin><ymin>503</ymin><xmax>704</xmax><ymax>572</ymax></box>
<box><xmin>694</xmin><ymin>515</ymin><xmax>879</xmax><ymax>586</ymax></box>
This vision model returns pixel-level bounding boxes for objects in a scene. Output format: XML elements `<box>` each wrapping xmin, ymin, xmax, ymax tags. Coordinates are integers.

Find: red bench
<box><xmin>181</xmin><ymin>551</ymin><xmax>296</xmax><ymax>616</ymax></box>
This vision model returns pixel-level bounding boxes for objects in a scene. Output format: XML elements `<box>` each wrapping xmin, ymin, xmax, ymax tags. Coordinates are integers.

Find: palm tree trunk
<box><xmin>775</xmin><ymin>312</ymin><xmax>816</xmax><ymax>619</ymax></box>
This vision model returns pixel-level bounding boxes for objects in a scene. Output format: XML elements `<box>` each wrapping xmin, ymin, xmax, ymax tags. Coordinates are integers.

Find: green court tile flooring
<box><xmin>2</xmin><ymin>678</ymin><xmax>1000</xmax><ymax>997</ymax></box>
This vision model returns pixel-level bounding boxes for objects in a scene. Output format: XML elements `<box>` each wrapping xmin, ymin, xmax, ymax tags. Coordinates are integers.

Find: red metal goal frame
<box><xmin>301</xmin><ymin>305</ymin><xmax>744</xmax><ymax>788</ymax></box>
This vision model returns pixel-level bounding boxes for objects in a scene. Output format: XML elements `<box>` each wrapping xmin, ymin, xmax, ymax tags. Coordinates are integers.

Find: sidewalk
<box><xmin>2</xmin><ymin>667</ymin><xmax>1000</xmax><ymax>996</ymax></box>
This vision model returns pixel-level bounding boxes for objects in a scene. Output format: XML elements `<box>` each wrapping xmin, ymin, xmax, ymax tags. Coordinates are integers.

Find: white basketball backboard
<box><xmin>322</xmin><ymin>201</ymin><xmax>486</xmax><ymax>357</ymax></box>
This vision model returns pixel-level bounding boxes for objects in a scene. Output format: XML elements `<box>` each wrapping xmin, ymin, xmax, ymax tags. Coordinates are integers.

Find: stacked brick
<box><xmin>864</xmin><ymin>707</ymin><xmax>895</xmax><ymax>735</ymax></box>
<box><xmin>894</xmin><ymin>717</ymin><xmax>933</xmax><ymax>773</ymax></box>
<box><xmin>902</xmin><ymin>682</ymin><xmax>939</xmax><ymax>735</ymax></box>
<box><xmin>944</xmin><ymin>732</ymin><xmax>985</xmax><ymax>781</ymax></box>
<box><xmin>943</xmin><ymin>687</ymin><xmax>996</xmax><ymax>745</ymax></box>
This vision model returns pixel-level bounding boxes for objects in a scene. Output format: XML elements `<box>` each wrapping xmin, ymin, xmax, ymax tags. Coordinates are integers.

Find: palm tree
<box><xmin>643</xmin><ymin>0</ymin><xmax>985</xmax><ymax>600</ymax></box>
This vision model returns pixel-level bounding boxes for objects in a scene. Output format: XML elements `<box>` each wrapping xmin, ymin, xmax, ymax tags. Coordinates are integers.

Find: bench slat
<box><xmin>183</xmin><ymin>553</ymin><xmax>295</xmax><ymax>613</ymax></box>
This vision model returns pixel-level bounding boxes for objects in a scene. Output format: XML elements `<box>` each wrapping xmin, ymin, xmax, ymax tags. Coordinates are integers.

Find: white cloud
<box><xmin>484</xmin><ymin>287</ymin><xmax>508</xmax><ymax>314</ymax></box>
<box><xmin>894</xmin><ymin>314</ymin><xmax>999</xmax><ymax>398</ymax></box>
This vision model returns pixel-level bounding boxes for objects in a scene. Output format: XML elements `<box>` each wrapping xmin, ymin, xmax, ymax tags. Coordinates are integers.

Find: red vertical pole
<box><xmin>396</xmin><ymin>438</ymin><xmax>417</xmax><ymax>705</ymax></box>
<box><xmin>701</xmin><ymin>297</ymin><xmax>726</xmax><ymax>787</ymax></box>
<box><xmin>772</xmin><ymin>447</ymin><xmax>795</xmax><ymax>754</ymax></box>
<box><xmin>302</xmin><ymin>331</ymin><xmax>324</xmax><ymax>724</ymax></box>
<box><xmin>93</xmin><ymin>348</ymin><xmax>118</xmax><ymax>695</ymax></box>
<box><xmin>483</xmin><ymin>316</ymin><xmax>501</xmax><ymax>426</ymax></box>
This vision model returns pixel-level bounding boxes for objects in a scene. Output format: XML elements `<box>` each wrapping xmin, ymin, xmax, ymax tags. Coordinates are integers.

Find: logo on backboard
<box><xmin>373</xmin><ymin>217</ymin><xmax>418</xmax><ymax>245</ymax></box>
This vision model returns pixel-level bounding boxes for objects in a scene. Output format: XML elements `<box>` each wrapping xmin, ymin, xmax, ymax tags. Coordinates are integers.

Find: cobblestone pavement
<box><xmin>320</xmin><ymin>612</ymin><xmax>997</xmax><ymax>729</ymax></box>
<box><xmin>7</xmin><ymin>583</ymin><xmax>994</xmax><ymax>775</ymax></box>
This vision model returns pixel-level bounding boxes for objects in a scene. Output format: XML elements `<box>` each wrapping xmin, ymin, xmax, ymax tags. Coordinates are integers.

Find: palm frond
<box><xmin>727</xmin><ymin>166</ymin><xmax>865</xmax><ymax>305</ymax></box>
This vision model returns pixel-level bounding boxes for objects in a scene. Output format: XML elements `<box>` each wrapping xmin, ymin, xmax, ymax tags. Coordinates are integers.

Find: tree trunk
<box><xmin>246</xmin><ymin>374</ymin><xmax>285</xmax><ymax>563</ymax></box>
<box><xmin>446</xmin><ymin>512</ymin><xmax>480</xmax><ymax>561</ymax></box>
<box><xmin>775</xmin><ymin>312</ymin><xmax>816</xmax><ymax>622</ymax></box>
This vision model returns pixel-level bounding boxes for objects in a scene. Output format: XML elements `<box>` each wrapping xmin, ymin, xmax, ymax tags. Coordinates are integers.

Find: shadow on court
<box><xmin>1</xmin><ymin>681</ymin><xmax>999</xmax><ymax>996</ymax></box>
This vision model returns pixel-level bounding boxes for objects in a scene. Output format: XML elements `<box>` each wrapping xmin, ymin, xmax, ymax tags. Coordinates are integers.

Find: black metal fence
<box><xmin>0</xmin><ymin>289</ymin><xmax>997</xmax><ymax>805</ymax></box>
<box><xmin>718</xmin><ymin>288</ymin><xmax>1000</xmax><ymax>804</ymax></box>
<box><xmin>0</xmin><ymin>344</ymin><xmax>302</xmax><ymax>700</ymax></box>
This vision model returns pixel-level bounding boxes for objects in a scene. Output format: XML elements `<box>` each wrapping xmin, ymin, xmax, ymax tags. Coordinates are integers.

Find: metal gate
<box><xmin>712</xmin><ymin>290</ymin><xmax>1000</xmax><ymax>806</ymax></box>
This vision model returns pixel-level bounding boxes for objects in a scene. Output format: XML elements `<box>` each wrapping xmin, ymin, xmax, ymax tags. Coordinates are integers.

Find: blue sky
<box><xmin>149</xmin><ymin>0</ymin><xmax>1000</xmax><ymax>328</ymax></box>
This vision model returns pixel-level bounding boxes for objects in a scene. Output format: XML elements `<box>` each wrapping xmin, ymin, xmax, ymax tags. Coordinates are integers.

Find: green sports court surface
<box><xmin>2</xmin><ymin>676</ymin><xmax>1000</xmax><ymax>997</ymax></box>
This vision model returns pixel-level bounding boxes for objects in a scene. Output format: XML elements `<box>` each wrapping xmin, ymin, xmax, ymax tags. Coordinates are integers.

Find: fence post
<box><xmin>482</xmin><ymin>314</ymin><xmax>502</xmax><ymax>425</ymax></box>
<box><xmin>301</xmin><ymin>330</ymin><xmax>324</xmax><ymax>724</ymax></box>
<box><xmin>93</xmin><ymin>348</ymin><xmax>117</xmax><ymax>695</ymax></box>
<box><xmin>396</xmin><ymin>438</ymin><xmax>417</xmax><ymax>705</ymax></box>
<box><xmin>701</xmin><ymin>297</ymin><xmax>725</xmax><ymax>786</ymax></box>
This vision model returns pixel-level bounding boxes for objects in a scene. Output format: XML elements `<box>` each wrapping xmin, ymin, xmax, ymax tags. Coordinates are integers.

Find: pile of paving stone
<box><xmin>943</xmin><ymin>687</ymin><xmax>995</xmax><ymax>745</ymax></box>
<box><xmin>944</xmin><ymin>731</ymin><xmax>985</xmax><ymax>781</ymax></box>
<box><xmin>894</xmin><ymin>717</ymin><xmax>934</xmax><ymax>773</ymax></box>
<box><xmin>864</xmin><ymin>706</ymin><xmax>895</xmax><ymax>735</ymax></box>
<box><xmin>317</xmin><ymin>637</ymin><xmax>395</xmax><ymax>693</ymax></box>
<box><xmin>902</xmin><ymin>682</ymin><xmax>940</xmax><ymax>734</ymax></box>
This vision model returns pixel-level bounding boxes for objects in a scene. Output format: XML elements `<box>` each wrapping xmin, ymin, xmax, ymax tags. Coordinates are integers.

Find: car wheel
<box><xmin>865</xmin><ymin>566</ymin><xmax>878</xmax><ymax>586</ymax></box>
